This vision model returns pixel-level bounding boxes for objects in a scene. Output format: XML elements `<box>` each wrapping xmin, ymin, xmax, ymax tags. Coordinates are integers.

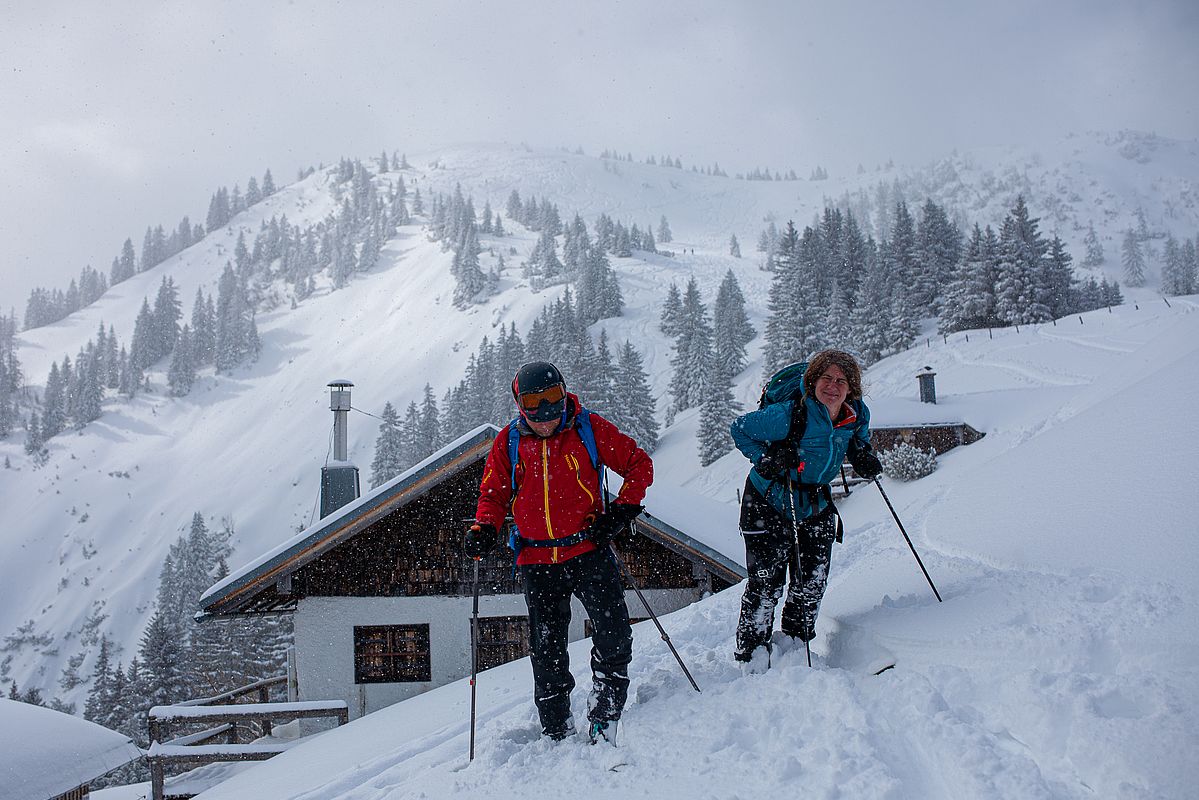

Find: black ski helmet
<box><xmin>512</xmin><ymin>361</ymin><xmax>567</xmax><ymax>422</ymax></box>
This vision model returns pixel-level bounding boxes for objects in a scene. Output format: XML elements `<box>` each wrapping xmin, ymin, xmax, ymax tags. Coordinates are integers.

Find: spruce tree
<box><xmin>418</xmin><ymin>385</ymin><xmax>441</xmax><ymax>456</ymax></box>
<box><xmin>83</xmin><ymin>636</ymin><xmax>114</xmax><ymax>723</ymax></box>
<box><xmin>1041</xmin><ymin>236</ymin><xmax>1076</xmax><ymax>317</ymax></box>
<box><xmin>848</xmin><ymin>241</ymin><xmax>890</xmax><ymax>365</ymax></box>
<box><xmin>888</xmin><ymin>201</ymin><xmax>920</xmax><ymax>302</ymax></box>
<box><xmin>168</xmin><ymin>325</ymin><xmax>196</xmax><ymax>396</ymax></box>
<box><xmin>190</xmin><ymin>289</ymin><xmax>216</xmax><ymax>366</ymax></box>
<box><xmin>42</xmin><ymin>362</ymin><xmax>66</xmax><ymax>438</ymax></box>
<box><xmin>589</xmin><ymin>330</ymin><xmax>618</xmax><ymax>415</ymax></box>
<box><xmin>940</xmin><ymin>224</ymin><xmax>997</xmax><ymax>333</ymax></box>
<box><xmin>763</xmin><ymin>222</ymin><xmax>803</xmax><ymax>373</ymax></box>
<box><xmin>452</xmin><ymin>222</ymin><xmax>486</xmax><ymax>307</ymax></box>
<box><xmin>118</xmin><ymin>238</ymin><xmax>137</xmax><ymax>283</ymax></box>
<box><xmin>668</xmin><ymin>278</ymin><xmax>715</xmax><ymax>414</ymax></box>
<box><xmin>1121</xmin><ymin>228</ymin><xmax>1147</xmax><ymax>287</ymax></box>
<box><xmin>994</xmin><ymin>198</ymin><xmax>1051</xmax><ymax>324</ymax></box>
<box><xmin>1082</xmin><ymin>222</ymin><xmax>1105</xmax><ymax>267</ymax></box>
<box><xmin>1181</xmin><ymin>238</ymin><xmax>1198</xmax><ymax>295</ymax></box>
<box><xmin>729</xmin><ymin>234</ymin><xmax>741</xmax><ymax>258</ymax></box>
<box><xmin>659</xmin><ymin>282</ymin><xmax>683</xmax><ymax>337</ymax></box>
<box><xmin>712</xmin><ymin>269</ymin><xmax>755</xmax><ymax>378</ymax></box>
<box><xmin>1161</xmin><ymin>235</ymin><xmax>1186</xmax><ymax>296</ymax></box>
<box><xmin>138</xmin><ymin>610</ymin><xmax>187</xmax><ymax>708</ymax></box>
<box><xmin>523</xmin><ymin>229</ymin><xmax>564</xmax><ymax>289</ymax></box>
<box><xmin>370</xmin><ymin>402</ymin><xmax>404</xmax><ymax>488</ymax></box>
<box><xmin>657</xmin><ymin>215</ymin><xmax>673</xmax><ymax>243</ymax></box>
<box><xmin>614</xmin><ymin>341</ymin><xmax>659</xmax><ymax>451</ymax></box>
<box><xmin>153</xmin><ymin>277</ymin><xmax>182</xmax><ymax>357</ymax></box>
<box><xmin>0</xmin><ymin>321</ymin><xmax>16</xmax><ymax>438</ymax></box>
<box><xmin>74</xmin><ymin>346</ymin><xmax>104</xmax><ymax>426</ymax></box>
<box><xmin>697</xmin><ymin>356</ymin><xmax>737</xmax><ymax>466</ymax></box>
<box><xmin>916</xmin><ymin>199</ymin><xmax>962</xmax><ymax>316</ymax></box>
<box><xmin>129</xmin><ymin>299</ymin><xmax>157</xmax><ymax>372</ymax></box>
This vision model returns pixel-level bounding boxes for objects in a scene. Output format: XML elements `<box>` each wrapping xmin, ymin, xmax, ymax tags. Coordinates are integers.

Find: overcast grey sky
<box><xmin>2</xmin><ymin>0</ymin><xmax>1196</xmax><ymax>313</ymax></box>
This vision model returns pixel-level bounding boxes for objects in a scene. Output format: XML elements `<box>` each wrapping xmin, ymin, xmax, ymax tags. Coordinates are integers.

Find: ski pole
<box><xmin>610</xmin><ymin>535</ymin><xmax>701</xmax><ymax>693</ymax></box>
<box><xmin>786</xmin><ymin>476</ymin><xmax>811</xmax><ymax>668</ymax></box>
<box><xmin>872</xmin><ymin>479</ymin><xmax>943</xmax><ymax>603</ymax></box>
<box><xmin>469</xmin><ymin>557</ymin><xmax>481</xmax><ymax>760</ymax></box>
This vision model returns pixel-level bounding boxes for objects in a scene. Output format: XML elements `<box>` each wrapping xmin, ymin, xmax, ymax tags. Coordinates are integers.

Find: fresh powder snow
<box><xmin>1</xmin><ymin>141</ymin><xmax>1196</xmax><ymax>799</ymax></box>
<box><xmin>179</xmin><ymin>299</ymin><xmax>1198</xmax><ymax>800</ymax></box>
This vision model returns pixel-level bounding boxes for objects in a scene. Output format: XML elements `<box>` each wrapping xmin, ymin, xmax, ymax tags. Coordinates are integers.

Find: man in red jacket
<box><xmin>467</xmin><ymin>361</ymin><xmax>653</xmax><ymax>745</ymax></box>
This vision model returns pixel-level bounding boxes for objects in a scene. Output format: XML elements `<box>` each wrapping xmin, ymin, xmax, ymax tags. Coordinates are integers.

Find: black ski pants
<box><xmin>735</xmin><ymin>478</ymin><xmax>838</xmax><ymax>657</ymax></box>
<box><xmin>520</xmin><ymin>546</ymin><xmax>632</xmax><ymax>735</ymax></box>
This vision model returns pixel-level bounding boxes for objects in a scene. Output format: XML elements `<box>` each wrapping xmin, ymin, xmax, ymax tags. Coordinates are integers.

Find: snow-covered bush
<box><xmin>879</xmin><ymin>442</ymin><xmax>938</xmax><ymax>481</ymax></box>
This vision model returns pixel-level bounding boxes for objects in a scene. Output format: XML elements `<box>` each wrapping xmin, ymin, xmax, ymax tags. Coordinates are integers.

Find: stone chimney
<box><xmin>320</xmin><ymin>380</ymin><xmax>360</xmax><ymax>518</ymax></box>
<box><xmin>916</xmin><ymin>367</ymin><xmax>937</xmax><ymax>404</ymax></box>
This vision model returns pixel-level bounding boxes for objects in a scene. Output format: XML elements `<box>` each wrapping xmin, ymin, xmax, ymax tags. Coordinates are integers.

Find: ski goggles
<box><xmin>517</xmin><ymin>383</ymin><xmax>566</xmax><ymax>414</ymax></box>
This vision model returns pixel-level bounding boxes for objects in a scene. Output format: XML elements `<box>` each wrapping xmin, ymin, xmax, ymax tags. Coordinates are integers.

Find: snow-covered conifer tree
<box><xmin>42</xmin><ymin>361</ymin><xmax>66</xmax><ymax>438</ymax></box>
<box><xmin>167</xmin><ymin>325</ymin><xmax>196</xmax><ymax>396</ymax></box>
<box><xmin>697</xmin><ymin>356</ymin><xmax>737</xmax><ymax>466</ymax></box>
<box><xmin>152</xmin><ymin>276</ymin><xmax>182</xmax><ymax>358</ymax></box>
<box><xmin>138</xmin><ymin>610</ymin><xmax>187</xmax><ymax>709</ymax></box>
<box><xmin>712</xmin><ymin>269</ymin><xmax>755</xmax><ymax>378</ymax></box>
<box><xmin>1121</xmin><ymin>228</ymin><xmax>1147</xmax><ymax>287</ymax></box>
<box><xmin>668</xmin><ymin>278</ymin><xmax>715</xmax><ymax>414</ymax></box>
<box><xmin>614</xmin><ymin>340</ymin><xmax>658</xmax><ymax>451</ymax></box>
<box><xmin>1082</xmin><ymin>222</ymin><xmax>1105</xmax><ymax>267</ymax></box>
<box><xmin>659</xmin><ymin>282</ymin><xmax>683</xmax><ymax>337</ymax></box>
<box><xmin>657</xmin><ymin>215</ymin><xmax>673</xmax><ymax>243</ymax></box>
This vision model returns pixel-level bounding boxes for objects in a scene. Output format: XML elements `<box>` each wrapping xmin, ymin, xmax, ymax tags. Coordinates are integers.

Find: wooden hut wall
<box><xmin>291</xmin><ymin>460</ymin><xmax>711</xmax><ymax>598</ymax></box>
<box><xmin>871</xmin><ymin>424</ymin><xmax>983</xmax><ymax>457</ymax></box>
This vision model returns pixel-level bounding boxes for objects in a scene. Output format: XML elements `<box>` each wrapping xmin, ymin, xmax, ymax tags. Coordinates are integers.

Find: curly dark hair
<box><xmin>803</xmin><ymin>350</ymin><xmax>864</xmax><ymax>402</ymax></box>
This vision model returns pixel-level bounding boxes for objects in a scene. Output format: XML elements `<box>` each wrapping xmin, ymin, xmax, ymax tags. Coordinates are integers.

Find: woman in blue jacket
<box><xmin>729</xmin><ymin>350</ymin><xmax>882</xmax><ymax>668</ymax></box>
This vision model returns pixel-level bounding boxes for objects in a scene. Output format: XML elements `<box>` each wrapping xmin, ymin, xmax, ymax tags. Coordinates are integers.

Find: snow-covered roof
<box><xmin>199</xmin><ymin>424</ymin><xmax>501</xmax><ymax>615</ymax></box>
<box><xmin>866</xmin><ymin>396</ymin><xmax>972</xmax><ymax>427</ymax></box>
<box><xmin>0</xmin><ymin>698</ymin><xmax>142</xmax><ymax>800</ymax></box>
<box><xmin>200</xmin><ymin>422</ymin><xmax>747</xmax><ymax>617</ymax></box>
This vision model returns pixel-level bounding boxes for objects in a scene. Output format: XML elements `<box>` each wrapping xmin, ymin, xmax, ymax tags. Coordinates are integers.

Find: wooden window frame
<box><xmin>354</xmin><ymin>624</ymin><xmax>431</xmax><ymax>684</ymax></box>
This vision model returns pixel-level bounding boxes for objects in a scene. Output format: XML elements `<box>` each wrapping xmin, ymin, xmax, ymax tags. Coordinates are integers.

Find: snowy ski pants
<box><xmin>521</xmin><ymin>546</ymin><xmax>632</xmax><ymax>736</ymax></box>
<box><xmin>735</xmin><ymin>478</ymin><xmax>838</xmax><ymax>657</ymax></box>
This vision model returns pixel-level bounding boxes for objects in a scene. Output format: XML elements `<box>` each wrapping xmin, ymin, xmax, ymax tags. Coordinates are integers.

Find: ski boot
<box><xmin>588</xmin><ymin>718</ymin><xmax>619</xmax><ymax>747</ymax></box>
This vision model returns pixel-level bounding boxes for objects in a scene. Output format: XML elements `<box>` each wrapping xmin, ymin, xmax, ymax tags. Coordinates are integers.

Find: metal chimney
<box><xmin>916</xmin><ymin>367</ymin><xmax>937</xmax><ymax>404</ymax></box>
<box><xmin>320</xmin><ymin>379</ymin><xmax>361</xmax><ymax>518</ymax></box>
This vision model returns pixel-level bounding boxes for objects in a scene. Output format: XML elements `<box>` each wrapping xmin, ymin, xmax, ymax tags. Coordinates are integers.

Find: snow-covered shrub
<box><xmin>879</xmin><ymin>442</ymin><xmax>938</xmax><ymax>481</ymax></box>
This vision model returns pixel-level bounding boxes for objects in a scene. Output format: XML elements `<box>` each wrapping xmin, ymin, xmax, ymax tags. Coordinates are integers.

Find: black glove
<box><xmin>847</xmin><ymin>443</ymin><xmax>883</xmax><ymax>480</ymax></box>
<box><xmin>464</xmin><ymin>522</ymin><xmax>499</xmax><ymax>559</ymax></box>
<box><xmin>755</xmin><ymin>442</ymin><xmax>800</xmax><ymax>482</ymax></box>
<box><xmin>587</xmin><ymin>503</ymin><xmax>644</xmax><ymax>548</ymax></box>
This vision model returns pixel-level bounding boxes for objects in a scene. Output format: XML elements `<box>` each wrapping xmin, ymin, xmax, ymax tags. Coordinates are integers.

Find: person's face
<box><xmin>815</xmin><ymin>365</ymin><xmax>850</xmax><ymax>412</ymax></box>
<box><xmin>527</xmin><ymin>418</ymin><xmax>559</xmax><ymax>438</ymax></box>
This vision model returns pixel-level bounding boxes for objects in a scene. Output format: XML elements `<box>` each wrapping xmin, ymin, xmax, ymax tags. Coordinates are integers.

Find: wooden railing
<box><xmin>146</xmin><ymin>676</ymin><xmax>347</xmax><ymax>800</ymax></box>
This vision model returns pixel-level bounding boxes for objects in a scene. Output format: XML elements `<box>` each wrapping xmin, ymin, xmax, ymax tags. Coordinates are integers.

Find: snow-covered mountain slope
<box><xmin>186</xmin><ymin>297</ymin><xmax>1199</xmax><ymax>800</ymax></box>
<box><xmin>1</xmin><ymin>135</ymin><xmax>1196</xmax><ymax>709</ymax></box>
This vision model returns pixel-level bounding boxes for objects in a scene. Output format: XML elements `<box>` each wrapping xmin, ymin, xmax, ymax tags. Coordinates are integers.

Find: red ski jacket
<box><xmin>475</xmin><ymin>395</ymin><xmax>653</xmax><ymax>566</ymax></box>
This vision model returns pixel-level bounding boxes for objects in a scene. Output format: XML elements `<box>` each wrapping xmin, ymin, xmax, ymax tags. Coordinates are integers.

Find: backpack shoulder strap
<box><xmin>506</xmin><ymin>410</ymin><xmax>604</xmax><ymax>496</ymax></box>
<box><xmin>575</xmin><ymin>408</ymin><xmax>602</xmax><ymax>474</ymax></box>
<box><xmin>506</xmin><ymin>417</ymin><xmax>522</xmax><ymax>494</ymax></box>
<box><xmin>786</xmin><ymin>395</ymin><xmax>809</xmax><ymax>449</ymax></box>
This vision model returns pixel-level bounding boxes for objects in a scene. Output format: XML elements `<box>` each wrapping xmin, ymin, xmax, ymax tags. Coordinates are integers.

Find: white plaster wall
<box><xmin>293</xmin><ymin>587</ymin><xmax>696</xmax><ymax>722</ymax></box>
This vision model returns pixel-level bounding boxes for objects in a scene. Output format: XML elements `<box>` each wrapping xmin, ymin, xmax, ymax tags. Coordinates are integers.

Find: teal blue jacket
<box><xmin>730</xmin><ymin>395</ymin><xmax>871</xmax><ymax>522</ymax></box>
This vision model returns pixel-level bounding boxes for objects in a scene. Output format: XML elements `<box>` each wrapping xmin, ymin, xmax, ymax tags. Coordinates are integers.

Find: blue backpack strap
<box><xmin>505</xmin><ymin>418</ymin><xmax>523</xmax><ymax>569</ymax></box>
<box><xmin>575</xmin><ymin>408</ymin><xmax>604</xmax><ymax>486</ymax></box>
<box><xmin>506</xmin><ymin>417</ymin><xmax>522</xmax><ymax>492</ymax></box>
<box><xmin>505</xmin><ymin>410</ymin><xmax>607</xmax><ymax>568</ymax></box>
